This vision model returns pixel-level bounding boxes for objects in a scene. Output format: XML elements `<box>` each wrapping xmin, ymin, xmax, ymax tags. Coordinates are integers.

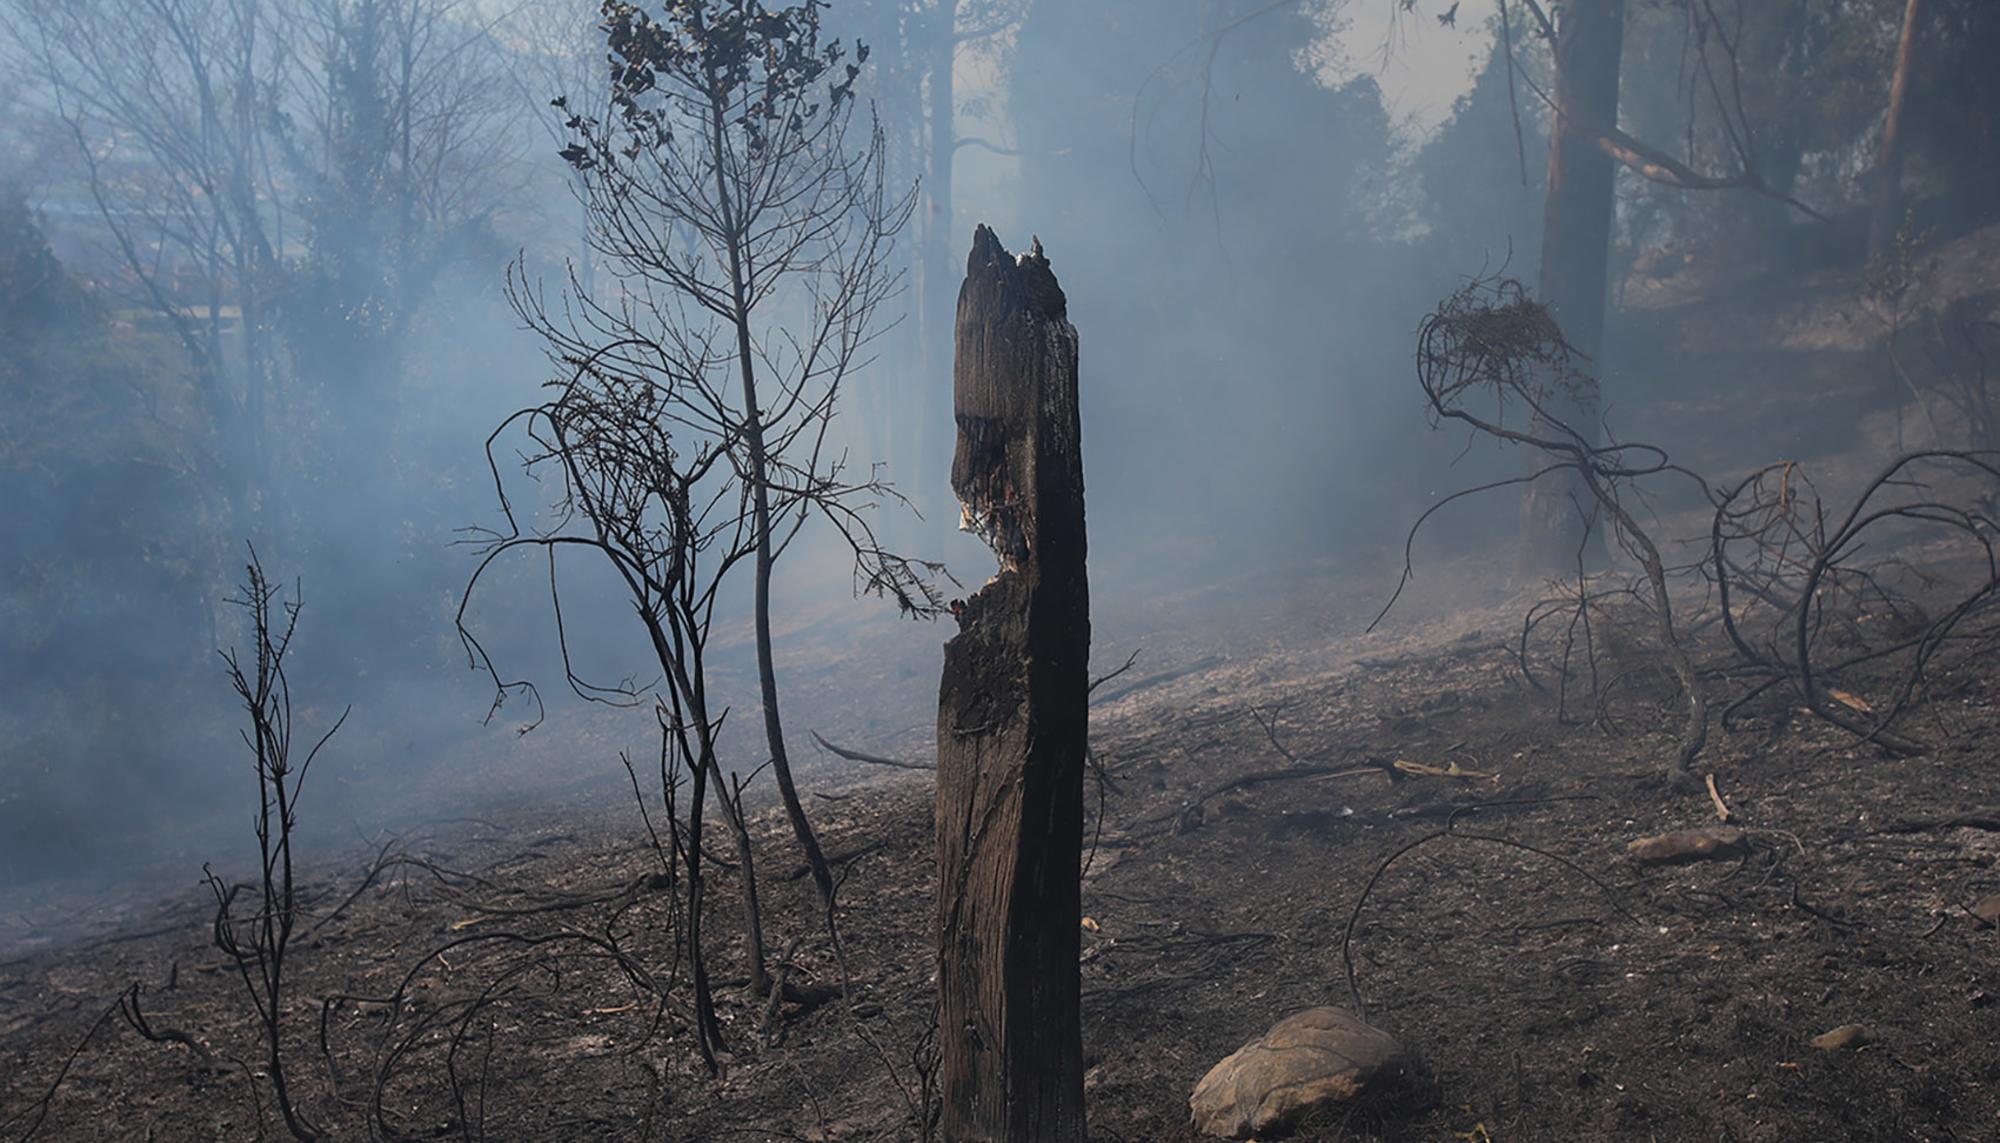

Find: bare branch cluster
<box><xmin>1389</xmin><ymin>274</ymin><xmax>2000</xmax><ymax>780</ymax></box>
<box><xmin>207</xmin><ymin>550</ymin><xmax>349</xmax><ymax>1141</ymax></box>
<box><xmin>1712</xmin><ymin>453</ymin><xmax>2000</xmax><ymax>753</ymax></box>
<box><xmin>457</xmin><ymin>0</ymin><xmax>942</xmax><ymax>1069</ymax></box>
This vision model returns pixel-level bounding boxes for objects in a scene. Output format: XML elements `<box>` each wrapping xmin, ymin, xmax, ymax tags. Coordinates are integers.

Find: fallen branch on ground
<box><xmin>1864</xmin><ymin>809</ymin><xmax>2000</xmax><ymax>836</ymax></box>
<box><xmin>1340</xmin><ymin>800</ymin><xmax>1637</xmax><ymax>1022</ymax></box>
<box><xmin>1090</xmin><ymin>655</ymin><xmax>1225</xmax><ymax>706</ymax></box>
<box><xmin>1706</xmin><ymin>774</ymin><xmax>1733</xmax><ymax>822</ymax></box>
<box><xmin>1133</xmin><ymin>763</ymin><xmax>1391</xmax><ymax>835</ymax></box>
<box><xmin>809</xmin><ymin>731</ymin><xmax>934</xmax><ymax>771</ymax></box>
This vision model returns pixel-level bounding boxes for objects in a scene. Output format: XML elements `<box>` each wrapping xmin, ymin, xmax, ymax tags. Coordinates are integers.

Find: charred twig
<box><xmin>1248</xmin><ymin>704</ymin><xmax>1307</xmax><ymax>766</ymax></box>
<box><xmin>1340</xmin><ymin>800</ymin><xmax>1635</xmax><ymax>1022</ymax></box>
<box><xmin>1087</xmin><ymin>649</ymin><xmax>1142</xmax><ymax>694</ymax></box>
<box><xmin>760</xmin><ymin>937</ymin><xmax>805</xmax><ymax>1044</ymax></box>
<box><xmin>788</xmin><ymin>840</ymin><xmax>891</xmax><ymax>883</ymax></box>
<box><xmin>1789</xmin><ymin>882</ymin><xmax>1863</xmax><ymax>929</ymax></box>
<box><xmin>1089</xmin><ymin>655</ymin><xmax>1225</xmax><ymax>707</ymax></box>
<box><xmin>319</xmin><ymin>928</ymin><xmax>663</xmax><ymax>1138</ymax></box>
<box><xmin>308</xmin><ymin>835</ymin><xmax>408</xmax><ymax>937</ymax></box>
<box><xmin>809</xmin><ymin>730</ymin><xmax>935</xmax><ymax>771</ymax></box>
<box><xmin>0</xmin><ymin>998</ymin><xmax>121</xmax><ymax>1142</ymax></box>
<box><xmin>1134</xmin><ymin>763</ymin><xmax>1386</xmax><ymax>835</ymax></box>
<box><xmin>1705</xmin><ymin>773</ymin><xmax>1733</xmax><ymax>823</ymax></box>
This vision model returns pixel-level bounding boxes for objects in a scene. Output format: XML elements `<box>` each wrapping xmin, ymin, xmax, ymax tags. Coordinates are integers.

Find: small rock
<box><xmin>1810</xmin><ymin>1024</ymin><xmax>1874</xmax><ymax>1051</ymax></box>
<box><xmin>1969</xmin><ymin>894</ymin><xmax>2000</xmax><ymax>924</ymax></box>
<box><xmin>1627</xmin><ymin>827</ymin><xmax>1750</xmax><ymax>864</ymax></box>
<box><xmin>1189</xmin><ymin>1007</ymin><xmax>1405</xmax><ymax>1139</ymax></box>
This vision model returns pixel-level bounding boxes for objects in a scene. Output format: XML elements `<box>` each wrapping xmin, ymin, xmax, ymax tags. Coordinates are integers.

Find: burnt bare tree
<box><xmin>1383</xmin><ymin>277</ymin><xmax>1710</xmax><ymax>782</ymax></box>
<box><xmin>207</xmin><ymin>550</ymin><xmax>349</xmax><ymax>1142</ymax></box>
<box><xmin>1516</xmin><ymin>0</ymin><xmax>1624</xmax><ymax>575</ymax></box>
<box><xmin>458</xmin><ymin>338</ymin><xmax>765</xmax><ymax>1059</ymax></box>
<box><xmin>546</xmin><ymin>0</ymin><xmax>933</xmax><ymax>935</ymax></box>
<box><xmin>461</xmin><ymin>106</ymin><xmax>936</xmax><ymax>1052</ymax></box>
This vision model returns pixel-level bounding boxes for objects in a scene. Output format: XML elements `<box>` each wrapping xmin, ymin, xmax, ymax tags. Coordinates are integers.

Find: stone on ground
<box><xmin>1189</xmin><ymin>1006</ymin><xmax>1406</xmax><ymax>1139</ymax></box>
<box><xmin>1810</xmin><ymin>1023</ymin><xmax>1875</xmax><ymax>1051</ymax></box>
<box><xmin>1627</xmin><ymin>827</ymin><xmax>1750</xmax><ymax>864</ymax></box>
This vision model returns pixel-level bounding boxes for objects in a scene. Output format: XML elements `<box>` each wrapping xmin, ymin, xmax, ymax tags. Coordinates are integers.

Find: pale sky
<box><xmin>1315</xmin><ymin>0</ymin><xmax>1500</xmax><ymax>139</ymax></box>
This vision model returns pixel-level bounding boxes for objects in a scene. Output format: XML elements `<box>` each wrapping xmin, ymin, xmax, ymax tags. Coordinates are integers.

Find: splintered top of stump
<box><xmin>951</xmin><ymin>224</ymin><xmax>1083</xmax><ymax>579</ymax></box>
<box><xmin>966</xmin><ymin>223</ymin><xmax>1067</xmax><ymax>323</ymax></box>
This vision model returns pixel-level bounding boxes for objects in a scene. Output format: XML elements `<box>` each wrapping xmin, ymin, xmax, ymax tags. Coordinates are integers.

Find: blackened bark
<box><xmin>683</xmin><ymin>742</ymin><xmax>724</xmax><ymax>1066</ymax></box>
<box><xmin>935</xmin><ymin>225</ymin><xmax>1088</xmax><ymax>1143</ymax></box>
<box><xmin>1521</xmin><ymin>0</ymin><xmax>1625</xmax><ymax>576</ymax></box>
<box><xmin>720</xmin><ymin>775</ymin><xmax>771</xmax><ymax>998</ymax></box>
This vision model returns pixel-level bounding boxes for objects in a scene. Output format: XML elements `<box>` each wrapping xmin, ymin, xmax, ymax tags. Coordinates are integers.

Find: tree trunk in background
<box><xmin>918</xmin><ymin>1</ymin><xmax>959</xmax><ymax>503</ymax></box>
<box><xmin>1521</xmin><ymin>0</ymin><xmax>1625</xmax><ymax>577</ymax></box>
<box><xmin>935</xmin><ymin>225</ymin><xmax>1088</xmax><ymax>1143</ymax></box>
<box><xmin>1870</xmin><ymin>0</ymin><xmax>1924</xmax><ymax>259</ymax></box>
<box><xmin>683</xmin><ymin>739</ymin><xmax>724</xmax><ymax>1065</ymax></box>
<box><xmin>719</xmin><ymin>776</ymin><xmax>771</xmax><ymax>998</ymax></box>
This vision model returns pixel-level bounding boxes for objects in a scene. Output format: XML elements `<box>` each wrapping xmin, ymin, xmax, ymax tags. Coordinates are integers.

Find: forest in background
<box><xmin>0</xmin><ymin>0</ymin><xmax>1995</xmax><ymax>884</ymax></box>
<box><xmin>8</xmin><ymin>2</ymin><xmax>2000</xmax><ymax>1140</ymax></box>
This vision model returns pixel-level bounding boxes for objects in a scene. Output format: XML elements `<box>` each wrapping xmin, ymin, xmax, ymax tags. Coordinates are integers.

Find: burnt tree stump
<box><xmin>935</xmin><ymin>225</ymin><xmax>1089</xmax><ymax>1142</ymax></box>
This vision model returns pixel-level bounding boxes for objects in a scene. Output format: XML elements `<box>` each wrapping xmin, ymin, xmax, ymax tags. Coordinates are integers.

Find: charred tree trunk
<box><xmin>683</xmin><ymin>738</ymin><xmax>724</xmax><ymax>1067</ymax></box>
<box><xmin>1869</xmin><ymin>0</ymin><xmax>1924</xmax><ymax>259</ymax></box>
<box><xmin>1521</xmin><ymin>0</ymin><xmax>1625</xmax><ymax>577</ymax></box>
<box><xmin>692</xmin><ymin>38</ymin><xmax>839</xmax><ymax>933</ymax></box>
<box><xmin>718</xmin><ymin>771</ymin><xmax>771</xmax><ymax>999</ymax></box>
<box><xmin>935</xmin><ymin>225</ymin><xmax>1089</xmax><ymax>1143</ymax></box>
